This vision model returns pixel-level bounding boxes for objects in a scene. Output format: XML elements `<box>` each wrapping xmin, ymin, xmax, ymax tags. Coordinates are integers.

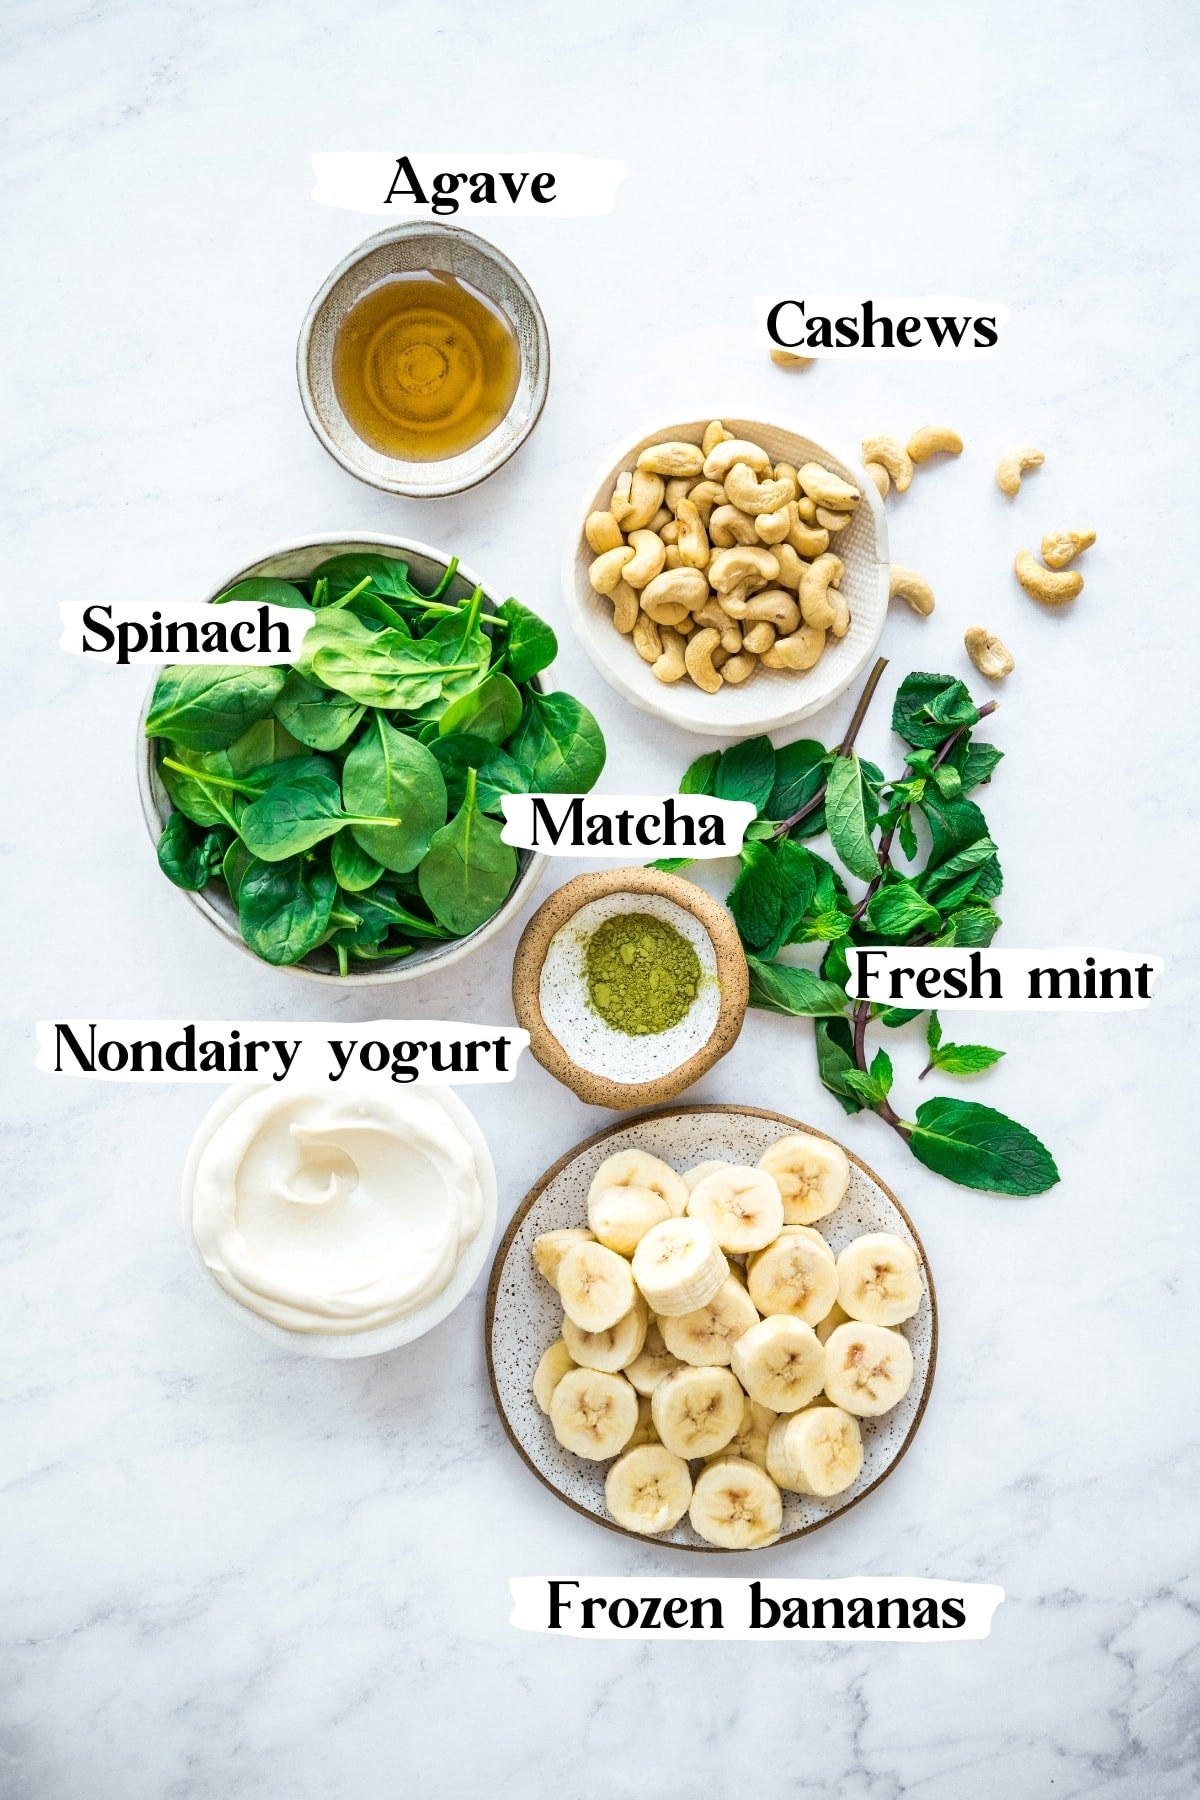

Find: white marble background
<box><xmin>2</xmin><ymin>0</ymin><xmax>1197</xmax><ymax>1794</ymax></box>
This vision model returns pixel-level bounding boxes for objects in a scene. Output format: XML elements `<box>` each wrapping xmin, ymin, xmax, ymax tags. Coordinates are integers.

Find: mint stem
<box><xmin>771</xmin><ymin>656</ymin><xmax>888</xmax><ymax>838</ymax></box>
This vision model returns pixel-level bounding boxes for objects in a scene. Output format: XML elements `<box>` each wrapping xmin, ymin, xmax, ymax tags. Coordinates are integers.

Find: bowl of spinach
<box><xmin>139</xmin><ymin>534</ymin><xmax>607</xmax><ymax>981</ymax></box>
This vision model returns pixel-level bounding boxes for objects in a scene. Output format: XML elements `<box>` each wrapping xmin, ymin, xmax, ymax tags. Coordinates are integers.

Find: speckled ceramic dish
<box><xmin>486</xmin><ymin>1105</ymin><xmax>936</xmax><ymax>1551</ymax></box>
<box><xmin>297</xmin><ymin>223</ymin><xmax>550</xmax><ymax>497</ymax></box>
<box><xmin>511</xmin><ymin>868</ymin><xmax>748</xmax><ymax>1108</ymax></box>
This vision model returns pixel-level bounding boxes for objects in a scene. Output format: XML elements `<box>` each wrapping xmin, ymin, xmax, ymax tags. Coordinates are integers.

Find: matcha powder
<box><xmin>584</xmin><ymin>911</ymin><xmax>702</xmax><ymax>1036</ymax></box>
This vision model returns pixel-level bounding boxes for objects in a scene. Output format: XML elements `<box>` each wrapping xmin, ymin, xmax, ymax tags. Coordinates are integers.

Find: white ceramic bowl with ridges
<box><xmin>563</xmin><ymin>415</ymin><xmax>890</xmax><ymax>738</ymax></box>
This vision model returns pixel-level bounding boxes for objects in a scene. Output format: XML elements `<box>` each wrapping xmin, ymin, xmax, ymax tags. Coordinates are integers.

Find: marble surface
<box><xmin>3</xmin><ymin>0</ymin><xmax>1197</xmax><ymax>1794</ymax></box>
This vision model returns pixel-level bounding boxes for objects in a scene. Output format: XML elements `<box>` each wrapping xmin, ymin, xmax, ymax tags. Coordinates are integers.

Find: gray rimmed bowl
<box><xmin>137</xmin><ymin>532</ymin><xmax>550</xmax><ymax>985</ymax></box>
<box><xmin>297</xmin><ymin>224</ymin><xmax>550</xmax><ymax>498</ymax></box>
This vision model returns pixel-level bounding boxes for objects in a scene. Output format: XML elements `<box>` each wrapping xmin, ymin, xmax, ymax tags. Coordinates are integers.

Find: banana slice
<box><xmin>562</xmin><ymin>1293</ymin><xmax>649</xmax><ymax>1372</ymax></box>
<box><xmin>587</xmin><ymin>1183</ymin><xmax>672</xmax><ymax>1255</ymax></box>
<box><xmin>532</xmin><ymin>1227</ymin><xmax>594</xmax><ymax>1287</ymax></box>
<box><xmin>557</xmin><ymin>1240</ymin><xmax>637</xmax><ymax>1332</ymax></box>
<box><xmin>822</xmin><ymin>1321</ymin><xmax>914</xmax><ymax>1416</ymax></box>
<box><xmin>532</xmin><ymin>1339</ymin><xmax>576</xmax><ymax>1414</ymax></box>
<box><xmin>550</xmin><ymin>1367</ymin><xmax>639</xmax><ymax>1459</ymax></box>
<box><xmin>605</xmin><ymin>1444</ymin><xmax>692</xmax><ymax>1534</ymax></box>
<box><xmin>688</xmin><ymin>1456</ymin><xmax>783</xmax><ymax>1549</ymax></box>
<box><xmin>731</xmin><ymin>1315</ymin><xmax>826</xmax><ymax>1412</ymax></box>
<box><xmin>836</xmin><ymin>1232</ymin><xmax>924</xmax><ymax>1325</ymax></box>
<box><xmin>757</xmin><ymin>1132</ymin><xmax>850</xmax><ymax>1224</ymax></box>
<box><xmin>767</xmin><ymin>1405</ymin><xmax>863</xmax><ymax>1496</ymax></box>
<box><xmin>658</xmin><ymin>1277</ymin><xmax>760</xmax><ymax>1366</ymax></box>
<box><xmin>624</xmin><ymin>1322</ymin><xmax>683</xmax><ymax>1395</ymax></box>
<box><xmin>625</xmin><ymin>1393</ymin><xmax>660</xmax><ymax>1449</ymax></box>
<box><xmin>632</xmin><ymin>1218</ymin><xmax>728</xmax><ymax>1316</ymax></box>
<box><xmin>686</xmin><ymin>1165</ymin><xmax>785</xmax><ymax>1253</ymax></box>
<box><xmin>747</xmin><ymin>1229</ymin><xmax>838</xmax><ymax>1324</ymax></box>
<box><xmin>682</xmin><ymin>1159</ymin><xmax>734</xmax><ymax>1192</ymax></box>
<box><xmin>706</xmin><ymin>1395</ymin><xmax>776</xmax><ymax>1470</ymax></box>
<box><xmin>651</xmin><ymin>1364</ymin><xmax>744</xmax><ymax>1458</ymax></box>
<box><xmin>816</xmin><ymin>1300</ymin><xmax>851</xmax><ymax>1344</ymax></box>
<box><xmin>588</xmin><ymin>1149</ymin><xmax>689</xmax><ymax>1217</ymax></box>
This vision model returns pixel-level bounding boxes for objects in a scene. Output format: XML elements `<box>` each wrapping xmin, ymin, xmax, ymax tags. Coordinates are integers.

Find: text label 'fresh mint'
<box><xmin>60</xmin><ymin>603</ymin><xmax>313</xmax><ymax>666</ymax></box>
<box><xmin>846</xmin><ymin>947</ymin><xmax>1163</xmax><ymax>1010</ymax></box>
<box><xmin>500</xmin><ymin>794</ymin><xmax>756</xmax><ymax>858</ymax></box>
<box><xmin>36</xmin><ymin>1020</ymin><xmax>528</xmax><ymax>1085</ymax></box>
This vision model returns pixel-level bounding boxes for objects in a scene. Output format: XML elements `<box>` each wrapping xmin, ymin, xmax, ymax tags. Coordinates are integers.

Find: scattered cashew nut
<box><xmin>606</xmin><ymin>580</ymin><xmax>639</xmax><ymax>634</ymax></box>
<box><xmin>860</xmin><ymin>435</ymin><xmax>913</xmax><ymax>493</ymax></box>
<box><xmin>741</xmin><ymin>621</ymin><xmax>776</xmax><ymax>655</ymax></box>
<box><xmin>743</xmin><ymin>589</ymin><xmax>801</xmax><ymax>635</ymax></box>
<box><xmin>907</xmin><ymin>425</ymin><xmax>963</xmax><ymax>464</ymax></box>
<box><xmin>865</xmin><ymin>462</ymin><xmax>890</xmax><ymax>500</ymax></box>
<box><xmin>996</xmin><ymin>447</ymin><xmax>1044</xmax><ymax>496</ymax></box>
<box><xmin>640</xmin><ymin>566</ymin><xmax>710</xmax><ymax>615</ymax></box>
<box><xmin>964</xmin><ymin>627</ymin><xmax>1014</xmax><ymax>679</ymax></box>
<box><xmin>769</xmin><ymin>349</ymin><xmax>814</xmax><ymax>368</ymax></box>
<box><xmin>724</xmin><ymin>463</ymin><xmax>795</xmax><ymax>517</ymax></box>
<box><xmin>708</xmin><ymin>504</ymin><xmax>760</xmax><ymax>548</ymax></box>
<box><xmin>754</xmin><ymin>504</ymin><xmax>792</xmax><ymax>545</ymax></box>
<box><xmin>721</xmin><ymin>651</ymin><xmax>759</xmax><ymax>683</ymax></box>
<box><xmin>888</xmin><ymin>565</ymin><xmax>936</xmax><ymax>616</ymax></box>
<box><xmin>1014</xmin><ymin>549</ymin><xmax>1083</xmax><ymax>604</ymax></box>
<box><xmin>1041</xmin><ymin>528</ymin><xmax>1096</xmax><ymax>570</ymax></box>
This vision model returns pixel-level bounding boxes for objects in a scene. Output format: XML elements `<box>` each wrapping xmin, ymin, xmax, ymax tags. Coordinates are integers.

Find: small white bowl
<box><xmin>563</xmin><ymin>414</ymin><xmax>890</xmax><ymax>738</ymax></box>
<box><xmin>181</xmin><ymin>1082</ymin><xmax>498</xmax><ymax>1359</ymax></box>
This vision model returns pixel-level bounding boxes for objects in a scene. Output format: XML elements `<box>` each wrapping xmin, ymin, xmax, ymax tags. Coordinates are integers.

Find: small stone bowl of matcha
<box><xmin>512</xmin><ymin>867</ymin><xmax>748</xmax><ymax>1109</ymax></box>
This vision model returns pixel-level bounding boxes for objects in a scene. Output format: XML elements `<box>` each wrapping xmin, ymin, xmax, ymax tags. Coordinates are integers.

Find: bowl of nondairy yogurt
<box><xmin>182</xmin><ymin>1082</ymin><xmax>497</xmax><ymax>1357</ymax></box>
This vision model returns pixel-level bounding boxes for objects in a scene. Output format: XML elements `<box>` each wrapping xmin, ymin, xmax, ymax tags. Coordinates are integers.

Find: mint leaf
<box><xmin>824</xmin><ymin>752</ymin><xmax>880</xmax><ymax>882</ymax></box>
<box><xmin>865</xmin><ymin>879</ymin><xmax>941</xmax><ymax>939</ymax></box>
<box><xmin>907</xmin><ymin>1098</ymin><xmax>1059</xmax><ymax>1194</ymax></box>
<box><xmin>892</xmin><ymin>674</ymin><xmax>978</xmax><ymax>749</ymax></box>
<box><xmin>931</xmin><ymin>1042</ymin><xmax>1005</xmax><ymax>1075</ymax></box>
<box><xmin>944</xmin><ymin>904</ymin><xmax>1002</xmax><ymax>947</ymax></box>
<box><xmin>715</xmin><ymin>736</ymin><xmax>776</xmax><ymax>810</ymax></box>
<box><xmin>880</xmin><ymin>1005</ymin><xmax>922</xmax><ymax>1027</ymax></box>
<box><xmin>815</xmin><ymin>1017</ymin><xmax>864</xmax><ymax>1114</ymax></box>
<box><xmin>727</xmin><ymin>842</ymin><xmax>783</xmax><ymax>950</ymax></box>
<box><xmin>955</xmin><ymin>741</ymin><xmax>1004</xmax><ymax>792</ymax></box>
<box><xmin>649</xmin><ymin>856</ymin><xmax>694</xmax><ymax>873</ymax></box>
<box><xmin>926</xmin><ymin>1011</ymin><xmax>943</xmax><ymax>1051</ymax></box>
<box><xmin>746</xmin><ymin>957</ymin><xmax>850</xmax><ymax>1018</ymax></box>
<box><xmin>842</xmin><ymin>1069</ymin><xmax>884</xmax><ymax>1105</ymax></box>
<box><xmin>920</xmin><ymin>793</ymin><xmax>991</xmax><ymax>868</ymax></box>
<box><xmin>768</xmin><ymin>739</ymin><xmax>827</xmax><ymax>818</ymax></box>
<box><xmin>679</xmin><ymin>750</ymin><xmax>720</xmax><ymax>796</ymax></box>
<box><xmin>870</xmin><ymin>1047</ymin><xmax>893</xmax><ymax>1095</ymax></box>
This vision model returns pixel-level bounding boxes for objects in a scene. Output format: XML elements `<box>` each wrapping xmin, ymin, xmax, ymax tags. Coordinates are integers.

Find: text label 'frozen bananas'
<box><xmin>500</xmin><ymin>794</ymin><xmax>756</xmax><ymax>857</ymax></box>
<box><xmin>36</xmin><ymin>1020</ymin><xmax>528</xmax><ymax>1085</ymax></box>
<box><xmin>60</xmin><ymin>603</ymin><xmax>314</xmax><ymax>666</ymax></box>
<box><xmin>312</xmin><ymin>153</ymin><xmax>629</xmax><ymax>219</ymax></box>
<box><xmin>512</xmin><ymin>1578</ymin><xmax>1005</xmax><ymax>1640</ymax></box>
<box><xmin>845</xmin><ymin>947</ymin><xmax>1163</xmax><ymax>1010</ymax></box>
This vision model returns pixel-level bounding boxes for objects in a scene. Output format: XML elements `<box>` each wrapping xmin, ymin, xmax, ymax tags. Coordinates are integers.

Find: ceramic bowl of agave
<box><xmin>137</xmin><ymin>532</ymin><xmax>550</xmax><ymax>985</ymax></box>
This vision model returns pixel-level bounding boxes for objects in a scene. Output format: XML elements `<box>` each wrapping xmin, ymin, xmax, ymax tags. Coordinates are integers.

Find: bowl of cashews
<box><xmin>564</xmin><ymin>416</ymin><xmax>890</xmax><ymax>737</ymax></box>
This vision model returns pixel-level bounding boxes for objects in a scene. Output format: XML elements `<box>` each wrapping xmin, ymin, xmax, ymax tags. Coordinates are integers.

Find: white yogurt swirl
<box><xmin>190</xmin><ymin>1087</ymin><xmax>483</xmax><ymax>1334</ymax></box>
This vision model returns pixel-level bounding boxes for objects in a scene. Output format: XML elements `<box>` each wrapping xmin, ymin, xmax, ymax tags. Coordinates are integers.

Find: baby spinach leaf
<box><xmin>727</xmin><ymin>842</ymin><xmax>783</xmax><ymax>950</ymax></box>
<box><xmin>430</xmin><ymin>734</ymin><xmax>527</xmax><ymax>815</ymax></box>
<box><xmin>331</xmin><ymin>831</ymin><xmax>385</xmax><ymax>893</ymax></box>
<box><xmin>213</xmin><ymin>576</ymin><xmax>310</xmax><ymax>609</ymax></box>
<box><xmin>226</xmin><ymin>715</ymin><xmax>307</xmax><ymax>772</ymax></box>
<box><xmin>221</xmin><ymin>837</ymin><xmax>254</xmax><ymax>900</ymax></box>
<box><xmin>746</xmin><ymin>957</ymin><xmax>850</xmax><ymax>1018</ymax></box>
<box><xmin>865</xmin><ymin>879</ymin><xmax>941</xmax><ymax>939</ymax></box>
<box><xmin>308</xmin><ymin>552</ymin><xmax>428</xmax><ymax>606</ymax></box>
<box><xmin>145</xmin><ymin>666</ymin><xmax>286</xmax><ymax>750</ymax></box>
<box><xmin>714</xmin><ymin>736</ymin><xmax>776</xmax><ymax>811</ymax></box>
<box><xmin>339</xmin><ymin>884</ymin><xmax>454</xmax><ymax>942</ymax></box>
<box><xmin>824</xmin><ymin>752</ymin><xmax>880</xmax><ymax>881</ymax></box>
<box><xmin>273</xmin><ymin>669</ymin><xmax>365</xmax><ymax>750</ymax></box>
<box><xmin>156</xmin><ymin>815</ymin><xmax>228</xmax><ymax>890</ymax></box>
<box><xmin>236</xmin><ymin>855</ymin><xmax>337</xmax><ymax>966</ymax></box>
<box><xmin>417</xmin><ymin>769</ymin><xmax>518</xmax><ymax>936</ymax></box>
<box><xmin>437</xmin><ymin>670</ymin><xmax>522</xmax><ymax>742</ymax></box>
<box><xmin>408</xmin><ymin>589</ymin><xmax>493</xmax><ymax>719</ymax></box>
<box><xmin>158</xmin><ymin>745</ymin><xmax>245</xmax><ymax>829</ymax></box>
<box><xmin>308</xmin><ymin>612</ymin><xmax>465</xmax><ymax>710</ymax></box>
<box><xmin>907</xmin><ymin>1098</ymin><xmax>1059</xmax><ymax>1194</ymax></box>
<box><xmin>498</xmin><ymin>597</ymin><xmax>557</xmax><ymax>683</ymax></box>
<box><xmin>341</xmin><ymin>715</ymin><xmax>447</xmax><ymax>874</ymax></box>
<box><xmin>509</xmin><ymin>689</ymin><xmax>606</xmax><ymax>793</ymax></box>
<box><xmin>238</xmin><ymin>770</ymin><xmax>349</xmax><ymax>861</ymax></box>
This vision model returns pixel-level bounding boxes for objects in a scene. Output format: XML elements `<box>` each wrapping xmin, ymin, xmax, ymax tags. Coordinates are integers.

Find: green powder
<box><xmin>585</xmin><ymin>911</ymin><xmax>701</xmax><ymax>1036</ymax></box>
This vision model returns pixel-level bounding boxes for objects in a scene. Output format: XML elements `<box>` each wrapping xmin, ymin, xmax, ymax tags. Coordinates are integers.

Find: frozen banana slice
<box><xmin>624</xmin><ymin>1322</ymin><xmax>683</xmax><ymax>1396</ymax></box>
<box><xmin>731</xmin><ymin>1315</ymin><xmax>826</xmax><ymax>1413</ymax></box>
<box><xmin>557</xmin><ymin>1240</ymin><xmax>636</xmax><ymax>1333</ymax></box>
<box><xmin>651</xmin><ymin>1365</ymin><xmax>744</xmax><ymax>1458</ymax></box>
<box><xmin>767</xmin><ymin>1405</ymin><xmax>863</xmax><ymax>1496</ymax></box>
<box><xmin>632</xmin><ymin>1218</ymin><xmax>728</xmax><ymax>1316</ymax></box>
<box><xmin>689</xmin><ymin>1456</ymin><xmax>783</xmax><ymax>1549</ymax></box>
<box><xmin>705</xmin><ymin>1395</ymin><xmax>776</xmax><ymax>1471</ymax></box>
<box><xmin>587</xmin><ymin>1149</ymin><xmax>689</xmax><ymax>1217</ymax></box>
<box><xmin>757</xmin><ymin>1133</ymin><xmax>850</xmax><ymax>1225</ymax></box>
<box><xmin>605</xmin><ymin>1444</ymin><xmax>692</xmax><ymax>1535</ymax></box>
<box><xmin>686</xmin><ymin>1165</ymin><xmax>784</xmax><ymax>1253</ymax></box>
<box><xmin>822</xmin><ymin>1321</ymin><xmax>914</xmax><ymax>1417</ymax></box>
<box><xmin>588</xmin><ymin>1183</ymin><xmax>672</xmax><ymax>1256</ymax></box>
<box><xmin>836</xmin><ymin>1232</ymin><xmax>923</xmax><ymax>1326</ymax></box>
<box><xmin>532</xmin><ymin>1340</ymin><xmax>576</xmax><ymax>1415</ymax></box>
<box><xmin>562</xmin><ymin>1294</ymin><xmax>649</xmax><ymax>1373</ymax></box>
<box><xmin>658</xmin><ymin>1277</ymin><xmax>759</xmax><ymax>1367</ymax></box>
<box><xmin>550</xmin><ymin>1368</ymin><xmax>639</xmax><ymax>1459</ymax></box>
<box><xmin>531</xmin><ymin>1227</ymin><xmax>594</xmax><ymax>1288</ymax></box>
<box><xmin>747</xmin><ymin>1229</ymin><xmax>838</xmax><ymax>1325</ymax></box>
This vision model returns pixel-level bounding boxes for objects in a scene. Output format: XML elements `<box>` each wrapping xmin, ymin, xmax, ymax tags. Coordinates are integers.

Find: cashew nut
<box><xmin>996</xmin><ymin>447</ymin><xmax>1044</xmax><ymax>496</ymax></box>
<box><xmin>652</xmin><ymin>626</ymin><xmax>688</xmax><ymax>684</ymax></box>
<box><xmin>742</xmin><ymin>620</ymin><xmax>776</xmax><ymax>655</ymax></box>
<box><xmin>660</xmin><ymin>520</ymin><xmax>679</xmax><ymax>544</ymax></box>
<box><xmin>623</xmin><ymin>467</ymin><xmax>666</xmax><ymax>531</ymax></box>
<box><xmin>770</xmin><ymin>543</ymin><xmax>806</xmax><ymax>591</ymax></box>
<box><xmin>797</xmin><ymin>462</ymin><xmax>860</xmax><ymax>510</ymax></box>
<box><xmin>693</xmin><ymin>597</ymin><xmax>735</xmax><ymax>634</ymax></box>
<box><xmin>685</xmin><ymin>479</ymin><xmax>725</xmax><ymax>526</ymax></box>
<box><xmin>606</xmin><ymin>580</ymin><xmax>639</xmax><ymax>634</ymax></box>
<box><xmin>663</xmin><ymin>543</ymin><xmax>683</xmax><ymax>570</ymax></box>
<box><xmin>830</xmin><ymin>589</ymin><xmax>851</xmax><ymax>639</ymax></box>
<box><xmin>799</xmin><ymin>553</ymin><xmax>844</xmax><ymax>629</ymax></box>
<box><xmin>786</xmin><ymin>507</ymin><xmax>830</xmax><ymax>559</ymax></box>
<box><xmin>717</xmin><ymin>580</ymin><xmax>756</xmax><ymax>619</ymax></box>
<box><xmin>675</xmin><ymin>497</ymin><xmax>710</xmax><ymax>569</ymax></box>
<box><xmin>709</xmin><ymin>504</ymin><xmax>760</xmax><ymax>548</ymax></box>
<box><xmin>637</xmin><ymin>440</ymin><xmax>704</xmax><ymax>478</ymax></box>
<box><xmin>710</xmin><ymin>645</ymin><xmax>730</xmax><ymax>670</ymax></box>
<box><xmin>815</xmin><ymin>506</ymin><xmax>851</xmax><ymax>533</ymax></box>
<box><xmin>724</xmin><ymin>462</ymin><xmax>795</xmax><ymax>517</ymax></box>
<box><xmin>964</xmin><ymin>626</ymin><xmax>1014</xmax><ymax>679</ymax></box>
<box><xmin>584</xmin><ymin>510</ymin><xmax>623</xmax><ymax>554</ymax></box>
<box><xmin>1014</xmin><ymin>549</ymin><xmax>1083</xmax><ymax>604</ymax></box>
<box><xmin>907</xmin><ymin>425</ymin><xmax>963</xmax><ymax>464</ymax></box>
<box><xmin>773</xmin><ymin>462</ymin><xmax>800</xmax><ymax>500</ymax></box>
<box><xmin>702</xmin><ymin>419</ymin><xmax>731</xmax><ymax>457</ymax></box>
<box><xmin>640</xmin><ymin>567</ymin><xmax>709</xmax><ymax>616</ymax></box>
<box><xmin>721</xmin><ymin>651</ymin><xmax>759</xmax><ymax>684</ymax></box>
<box><xmin>665</xmin><ymin>476</ymin><xmax>695</xmax><ymax>513</ymax></box>
<box><xmin>709</xmin><ymin>545</ymin><xmax>780</xmax><ymax>594</ymax></box>
<box><xmin>703</xmin><ymin>438</ymin><xmax>774</xmax><ymax>481</ymax></box>
<box><xmin>754</xmin><ymin>504</ymin><xmax>792</xmax><ymax>545</ymax></box>
<box><xmin>632</xmin><ymin>612</ymin><xmax>663</xmax><ymax>664</ymax></box>
<box><xmin>720</xmin><ymin>622</ymin><xmax>743</xmax><ymax>654</ymax></box>
<box><xmin>860</xmin><ymin>435</ymin><xmax>913</xmax><ymax>494</ymax></box>
<box><xmin>1041</xmin><ymin>528</ymin><xmax>1096</xmax><ymax>570</ymax></box>
<box><xmin>770</xmin><ymin>348</ymin><xmax>814</xmax><ymax>368</ymax></box>
<box><xmin>762</xmin><ymin>625</ymin><xmax>826</xmax><ymax>670</ymax></box>
<box><xmin>743</xmin><ymin>589</ymin><xmax>801</xmax><ymax>635</ymax></box>
<box><xmin>888</xmin><ymin>565</ymin><xmax>935</xmax><ymax>616</ymax></box>
<box><xmin>796</xmin><ymin>496</ymin><xmax>818</xmax><ymax>523</ymax></box>
<box><xmin>648</xmin><ymin>505</ymin><xmax>673</xmax><ymax>534</ymax></box>
<box><xmin>865</xmin><ymin>462</ymin><xmax>890</xmax><ymax>500</ymax></box>
<box><xmin>622</xmin><ymin>529</ymin><xmax>667</xmax><ymax>590</ymax></box>
<box><xmin>589</xmin><ymin>545</ymin><xmax>635</xmax><ymax>595</ymax></box>
<box><xmin>609</xmin><ymin>470</ymin><xmax>634</xmax><ymax>526</ymax></box>
<box><xmin>684</xmin><ymin>627</ymin><xmax>724</xmax><ymax>693</ymax></box>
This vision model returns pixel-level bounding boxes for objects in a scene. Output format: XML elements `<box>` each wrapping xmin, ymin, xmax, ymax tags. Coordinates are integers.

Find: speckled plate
<box><xmin>486</xmin><ymin>1105</ymin><xmax>936</xmax><ymax>1551</ymax></box>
